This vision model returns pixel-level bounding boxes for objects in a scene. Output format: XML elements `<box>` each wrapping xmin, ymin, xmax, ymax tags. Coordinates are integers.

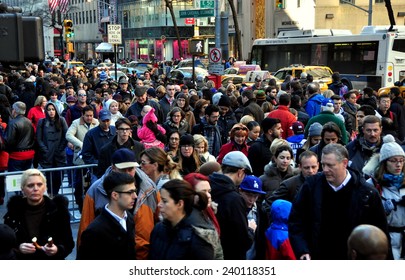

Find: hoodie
<box><xmin>264</xmin><ymin>199</ymin><xmax>296</xmax><ymax>259</ymax></box>
<box><xmin>209</xmin><ymin>172</ymin><xmax>252</xmax><ymax>259</ymax></box>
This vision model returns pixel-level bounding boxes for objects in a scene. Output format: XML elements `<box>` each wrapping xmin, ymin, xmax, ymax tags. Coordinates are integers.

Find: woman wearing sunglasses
<box><xmin>216</xmin><ymin>123</ymin><xmax>249</xmax><ymax>164</ymax></box>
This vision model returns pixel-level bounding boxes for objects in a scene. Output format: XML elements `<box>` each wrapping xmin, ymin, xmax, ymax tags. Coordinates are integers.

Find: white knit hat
<box><xmin>379</xmin><ymin>134</ymin><xmax>405</xmax><ymax>163</ymax></box>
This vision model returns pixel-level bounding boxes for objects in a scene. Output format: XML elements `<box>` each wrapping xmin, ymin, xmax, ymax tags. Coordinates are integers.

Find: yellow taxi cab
<box><xmin>65</xmin><ymin>61</ymin><xmax>85</xmax><ymax>72</ymax></box>
<box><xmin>273</xmin><ymin>64</ymin><xmax>333</xmax><ymax>91</ymax></box>
<box><xmin>221</xmin><ymin>64</ymin><xmax>261</xmax><ymax>87</ymax></box>
<box><xmin>377</xmin><ymin>85</ymin><xmax>405</xmax><ymax>97</ymax></box>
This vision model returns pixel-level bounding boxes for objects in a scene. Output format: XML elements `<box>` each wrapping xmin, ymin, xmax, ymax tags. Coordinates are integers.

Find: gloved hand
<box><xmin>397</xmin><ymin>196</ymin><xmax>405</xmax><ymax>207</ymax></box>
<box><xmin>383</xmin><ymin>199</ymin><xmax>397</xmax><ymax>215</ymax></box>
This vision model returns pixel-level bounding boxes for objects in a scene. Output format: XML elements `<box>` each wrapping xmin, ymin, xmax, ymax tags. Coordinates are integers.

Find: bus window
<box><xmin>393</xmin><ymin>39</ymin><xmax>405</xmax><ymax>52</ymax></box>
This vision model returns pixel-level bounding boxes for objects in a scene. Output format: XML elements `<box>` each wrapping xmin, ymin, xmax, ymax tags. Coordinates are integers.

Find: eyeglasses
<box><xmin>170</xmin><ymin>137</ymin><xmax>179</xmax><ymax>141</ymax></box>
<box><xmin>78</xmin><ymin>94</ymin><xmax>86</xmax><ymax>97</ymax></box>
<box><xmin>140</xmin><ymin>160</ymin><xmax>153</xmax><ymax>166</ymax></box>
<box><xmin>387</xmin><ymin>158</ymin><xmax>405</xmax><ymax>164</ymax></box>
<box><xmin>115</xmin><ymin>189</ymin><xmax>137</xmax><ymax>195</ymax></box>
<box><xmin>117</xmin><ymin>128</ymin><xmax>131</xmax><ymax>131</ymax></box>
<box><xmin>181</xmin><ymin>145</ymin><xmax>193</xmax><ymax>148</ymax></box>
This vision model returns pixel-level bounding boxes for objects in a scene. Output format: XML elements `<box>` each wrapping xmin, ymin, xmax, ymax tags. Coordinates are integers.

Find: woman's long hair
<box><xmin>44</xmin><ymin>102</ymin><xmax>62</xmax><ymax>131</ymax></box>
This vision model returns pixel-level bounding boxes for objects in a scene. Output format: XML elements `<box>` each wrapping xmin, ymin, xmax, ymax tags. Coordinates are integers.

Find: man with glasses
<box><xmin>77</xmin><ymin>171</ymin><xmax>137</xmax><ymax>259</ymax></box>
<box><xmin>97</xmin><ymin>117</ymin><xmax>144</xmax><ymax>177</ymax></box>
<box><xmin>65</xmin><ymin>89</ymin><xmax>97</xmax><ymax>126</ymax></box>
<box><xmin>78</xmin><ymin>148</ymin><xmax>160</xmax><ymax>260</ymax></box>
<box><xmin>210</xmin><ymin>151</ymin><xmax>253</xmax><ymax>259</ymax></box>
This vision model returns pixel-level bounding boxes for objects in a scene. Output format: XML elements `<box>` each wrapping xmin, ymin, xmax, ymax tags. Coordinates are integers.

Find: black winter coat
<box><xmin>209</xmin><ymin>172</ymin><xmax>252</xmax><ymax>259</ymax></box>
<box><xmin>77</xmin><ymin>208</ymin><xmax>136</xmax><ymax>260</ymax></box>
<box><xmin>149</xmin><ymin>215</ymin><xmax>214</xmax><ymax>260</ymax></box>
<box><xmin>4</xmin><ymin>195</ymin><xmax>74</xmax><ymax>260</ymax></box>
<box><xmin>288</xmin><ymin>169</ymin><xmax>389</xmax><ymax>260</ymax></box>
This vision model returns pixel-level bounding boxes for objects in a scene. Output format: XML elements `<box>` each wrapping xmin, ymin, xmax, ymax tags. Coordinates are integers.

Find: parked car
<box><xmin>97</xmin><ymin>62</ymin><xmax>127</xmax><ymax>73</ymax></box>
<box><xmin>174</xmin><ymin>59</ymin><xmax>207</xmax><ymax>69</ymax></box>
<box><xmin>109</xmin><ymin>70</ymin><xmax>127</xmax><ymax>82</ymax></box>
<box><xmin>168</xmin><ymin>67</ymin><xmax>209</xmax><ymax>84</ymax></box>
<box><xmin>126</xmin><ymin>61</ymin><xmax>153</xmax><ymax>77</ymax></box>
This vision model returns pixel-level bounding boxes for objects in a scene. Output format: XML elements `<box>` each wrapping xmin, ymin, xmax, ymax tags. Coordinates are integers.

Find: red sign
<box><xmin>185</xmin><ymin>18</ymin><xmax>195</xmax><ymax>25</ymax></box>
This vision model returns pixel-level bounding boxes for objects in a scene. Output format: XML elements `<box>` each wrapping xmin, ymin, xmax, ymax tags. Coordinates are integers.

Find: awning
<box><xmin>95</xmin><ymin>42</ymin><xmax>113</xmax><ymax>53</ymax></box>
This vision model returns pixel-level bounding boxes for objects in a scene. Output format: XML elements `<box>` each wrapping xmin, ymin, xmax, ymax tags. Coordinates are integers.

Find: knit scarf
<box><xmin>383</xmin><ymin>173</ymin><xmax>404</xmax><ymax>189</ymax></box>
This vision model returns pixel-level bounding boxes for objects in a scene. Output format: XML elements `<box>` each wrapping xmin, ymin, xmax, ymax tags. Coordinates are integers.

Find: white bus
<box><xmin>250</xmin><ymin>26</ymin><xmax>405</xmax><ymax>90</ymax></box>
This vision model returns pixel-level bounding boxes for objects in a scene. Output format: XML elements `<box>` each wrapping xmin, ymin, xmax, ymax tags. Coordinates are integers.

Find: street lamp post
<box><xmin>341</xmin><ymin>0</ymin><xmax>372</xmax><ymax>26</ymax></box>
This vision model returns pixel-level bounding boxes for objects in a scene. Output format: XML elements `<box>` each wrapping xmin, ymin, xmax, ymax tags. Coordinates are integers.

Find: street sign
<box><xmin>208</xmin><ymin>63</ymin><xmax>224</xmax><ymax>75</ymax></box>
<box><xmin>200</xmin><ymin>0</ymin><xmax>215</xmax><ymax>9</ymax></box>
<box><xmin>107</xmin><ymin>24</ymin><xmax>122</xmax><ymax>44</ymax></box>
<box><xmin>179</xmin><ymin>9</ymin><xmax>214</xmax><ymax>18</ymax></box>
<box><xmin>189</xmin><ymin>39</ymin><xmax>205</xmax><ymax>55</ymax></box>
<box><xmin>209</xmin><ymin>48</ymin><xmax>222</xmax><ymax>63</ymax></box>
<box><xmin>185</xmin><ymin>18</ymin><xmax>195</xmax><ymax>25</ymax></box>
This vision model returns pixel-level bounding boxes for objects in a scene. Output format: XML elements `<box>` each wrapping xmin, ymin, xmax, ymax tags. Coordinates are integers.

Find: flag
<box><xmin>48</xmin><ymin>0</ymin><xmax>58</xmax><ymax>14</ymax></box>
<box><xmin>59</xmin><ymin>0</ymin><xmax>69</xmax><ymax>14</ymax></box>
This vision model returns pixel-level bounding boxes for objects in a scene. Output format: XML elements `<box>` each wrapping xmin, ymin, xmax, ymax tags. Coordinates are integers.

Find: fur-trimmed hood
<box><xmin>362</xmin><ymin>153</ymin><xmax>380</xmax><ymax>177</ymax></box>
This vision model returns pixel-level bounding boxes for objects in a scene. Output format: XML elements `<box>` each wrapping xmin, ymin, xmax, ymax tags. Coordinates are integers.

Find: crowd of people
<box><xmin>0</xmin><ymin>60</ymin><xmax>404</xmax><ymax>260</ymax></box>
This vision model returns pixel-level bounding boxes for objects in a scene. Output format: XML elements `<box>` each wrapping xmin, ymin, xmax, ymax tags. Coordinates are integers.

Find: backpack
<box><xmin>338</xmin><ymin>85</ymin><xmax>348</xmax><ymax>97</ymax></box>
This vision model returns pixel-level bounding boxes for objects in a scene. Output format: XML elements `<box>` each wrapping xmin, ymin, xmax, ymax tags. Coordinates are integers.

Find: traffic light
<box><xmin>276</xmin><ymin>0</ymin><xmax>285</xmax><ymax>9</ymax></box>
<box><xmin>64</xmin><ymin>19</ymin><xmax>74</xmax><ymax>40</ymax></box>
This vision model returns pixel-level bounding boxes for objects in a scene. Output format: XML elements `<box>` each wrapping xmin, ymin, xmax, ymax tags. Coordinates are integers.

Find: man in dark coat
<box><xmin>241</xmin><ymin>89</ymin><xmax>264</xmax><ymax>124</ymax></box>
<box><xmin>210</xmin><ymin>151</ymin><xmax>253</xmax><ymax>259</ymax></box>
<box><xmin>289</xmin><ymin>143</ymin><xmax>390</xmax><ymax>260</ymax></box>
<box><xmin>97</xmin><ymin>117</ymin><xmax>144</xmax><ymax>177</ymax></box>
<box><xmin>125</xmin><ymin>86</ymin><xmax>163</xmax><ymax>123</ymax></box>
<box><xmin>248</xmin><ymin>118</ymin><xmax>282</xmax><ymax>177</ymax></box>
<box><xmin>77</xmin><ymin>172</ymin><xmax>137</xmax><ymax>260</ymax></box>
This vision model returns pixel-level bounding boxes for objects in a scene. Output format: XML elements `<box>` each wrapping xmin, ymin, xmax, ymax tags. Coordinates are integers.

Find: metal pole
<box><xmin>114</xmin><ymin>44</ymin><xmax>117</xmax><ymax>80</ymax></box>
<box><xmin>368</xmin><ymin>0</ymin><xmax>372</xmax><ymax>26</ymax></box>
<box><xmin>215</xmin><ymin>0</ymin><xmax>220</xmax><ymax>48</ymax></box>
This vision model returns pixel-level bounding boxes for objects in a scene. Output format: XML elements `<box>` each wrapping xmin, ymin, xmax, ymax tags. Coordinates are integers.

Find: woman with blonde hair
<box><xmin>27</xmin><ymin>95</ymin><xmax>47</xmax><ymax>132</ymax></box>
<box><xmin>239</xmin><ymin>115</ymin><xmax>255</xmax><ymax>126</ymax></box>
<box><xmin>193</xmin><ymin>134</ymin><xmax>216</xmax><ymax>163</ymax></box>
<box><xmin>140</xmin><ymin>147</ymin><xmax>181</xmax><ymax>189</ymax></box>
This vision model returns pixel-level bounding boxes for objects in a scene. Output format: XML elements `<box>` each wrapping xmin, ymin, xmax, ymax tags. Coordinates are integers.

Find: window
<box><xmin>340</xmin><ymin>0</ymin><xmax>354</xmax><ymax>3</ymax></box>
<box><xmin>375</xmin><ymin>0</ymin><xmax>384</xmax><ymax>3</ymax></box>
<box><xmin>393</xmin><ymin>39</ymin><xmax>405</xmax><ymax>52</ymax></box>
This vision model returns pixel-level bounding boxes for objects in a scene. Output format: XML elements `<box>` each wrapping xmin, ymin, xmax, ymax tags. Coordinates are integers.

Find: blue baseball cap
<box><xmin>239</xmin><ymin>175</ymin><xmax>265</xmax><ymax>194</ymax></box>
<box><xmin>98</xmin><ymin>109</ymin><xmax>111</xmax><ymax>121</ymax></box>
